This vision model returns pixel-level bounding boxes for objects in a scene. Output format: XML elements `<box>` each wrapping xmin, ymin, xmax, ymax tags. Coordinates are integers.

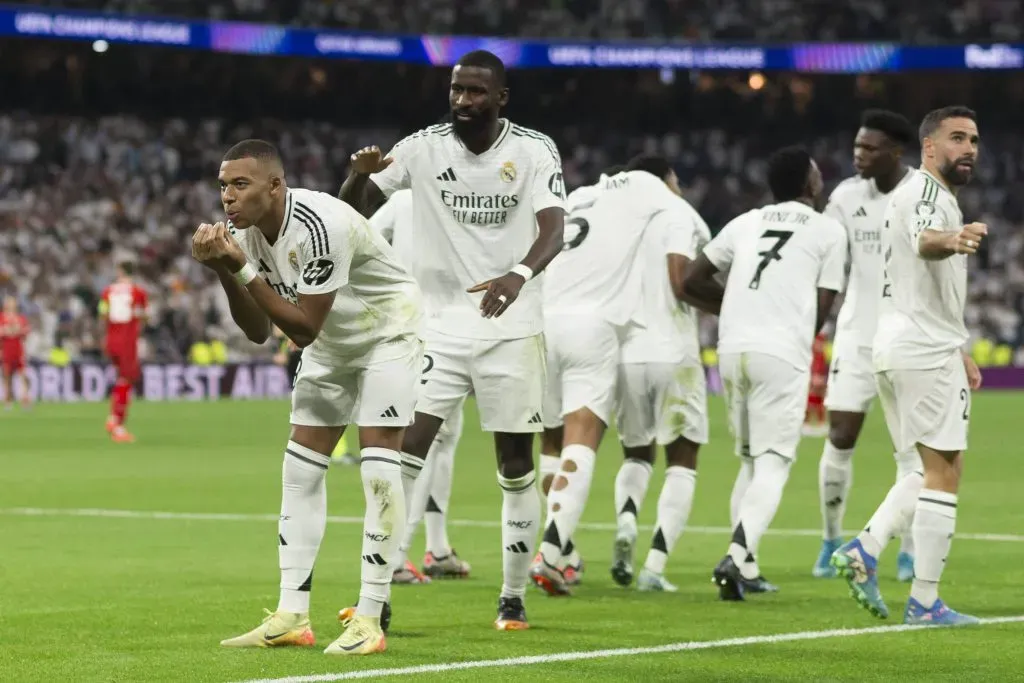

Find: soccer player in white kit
<box><xmin>811</xmin><ymin>110</ymin><xmax>920</xmax><ymax>582</ymax></box>
<box><xmin>369</xmin><ymin>188</ymin><xmax>472</xmax><ymax>583</ymax></box>
<box><xmin>194</xmin><ymin>140</ymin><xmax>423</xmax><ymax>656</ymax></box>
<box><xmin>683</xmin><ymin>146</ymin><xmax>847</xmax><ymax>601</ymax></box>
<box><xmin>527</xmin><ymin>163</ymin><xmax>695</xmax><ymax>596</ymax></box>
<box><xmin>339</xmin><ymin>50</ymin><xmax>566</xmax><ymax>630</ymax></box>
<box><xmin>831</xmin><ymin>106</ymin><xmax>984</xmax><ymax>625</ymax></box>
<box><xmin>607</xmin><ymin>155</ymin><xmax>712</xmax><ymax>593</ymax></box>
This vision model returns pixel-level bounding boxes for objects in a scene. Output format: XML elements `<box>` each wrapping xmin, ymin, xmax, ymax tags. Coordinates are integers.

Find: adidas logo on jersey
<box><xmin>436</xmin><ymin>168</ymin><xmax>458</xmax><ymax>182</ymax></box>
<box><xmin>853</xmin><ymin>206</ymin><xmax>868</xmax><ymax>217</ymax></box>
<box><xmin>528</xmin><ymin>413</ymin><xmax>543</xmax><ymax>425</ymax></box>
<box><xmin>379</xmin><ymin>405</ymin><xmax>399</xmax><ymax>419</ymax></box>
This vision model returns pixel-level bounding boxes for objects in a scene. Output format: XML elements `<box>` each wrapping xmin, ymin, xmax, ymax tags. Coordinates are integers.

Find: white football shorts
<box><xmin>824</xmin><ymin>335</ymin><xmax>876</xmax><ymax>414</ymax></box>
<box><xmin>876</xmin><ymin>353</ymin><xmax>969</xmax><ymax>454</ymax></box>
<box><xmin>542</xmin><ymin>314</ymin><xmax>620</xmax><ymax>429</ymax></box>
<box><xmin>719</xmin><ymin>351</ymin><xmax>809</xmax><ymax>460</ymax></box>
<box><xmin>290</xmin><ymin>341</ymin><xmax>423</xmax><ymax>428</ymax></box>
<box><xmin>616</xmin><ymin>360</ymin><xmax>709</xmax><ymax>448</ymax></box>
<box><xmin>416</xmin><ymin>331</ymin><xmax>546</xmax><ymax>433</ymax></box>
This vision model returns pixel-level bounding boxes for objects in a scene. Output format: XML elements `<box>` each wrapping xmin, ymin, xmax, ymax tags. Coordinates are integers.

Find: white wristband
<box><xmin>511</xmin><ymin>264</ymin><xmax>534</xmax><ymax>281</ymax></box>
<box><xmin>232</xmin><ymin>262</ymin><xmax>257</xmax><ymax>286</ymax></box>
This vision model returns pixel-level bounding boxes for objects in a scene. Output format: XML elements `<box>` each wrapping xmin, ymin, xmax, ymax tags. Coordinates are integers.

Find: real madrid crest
<box><xmin>288</xmin><ymin>250</ymin><xmax>299</xmax><ymax>271</ymax></box>
<box><xmin>500</xmin><ymin>161</ymin><xmax>517</xmax><ymax>183</ymax></box>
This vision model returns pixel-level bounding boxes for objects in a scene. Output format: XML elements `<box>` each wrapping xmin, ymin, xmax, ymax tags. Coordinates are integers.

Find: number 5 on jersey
<box><xmin>749</xmin><ymin>229</ymin><xmax>793</xmax><ymax>290</ymax></box>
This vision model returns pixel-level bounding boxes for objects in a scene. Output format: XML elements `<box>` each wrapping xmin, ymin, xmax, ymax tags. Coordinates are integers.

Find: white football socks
<box><xmin>499</xmin><ymin>470</ymin><xmax>541</xmax><ymax>600</ymax></box>
<box><xmin>538</xmin><ymin>452</ymin><xmax>560</xmax><ymax>534</ymax></box>
<box><xmin>614</xmin><ymin>457</ymin><xmax>652</xmax><ymax>540</ymax></box>
<box><xmin>894</xmin><ymin>447</ymin><xmax>921</xmax><ymax>557</ymax></box>
<box><xmin>859</xmin><ymin>467</ymin><xmax>924</xmax><ymax>557</ymax></box>
<box><xmin>910</xmin><ymin>489</ymin><xmax>957</xmax><ymax>608</ymax></box>
<box><xmin>540</xmin><ymin>445</ymin><xmax>596</xmax><ymax>565</ymax></box>
<box><xmin>818</xmin><ymin>441</ymin><xmax>854</xmax><ymax>541</ymax></box>
<box><xmin>644</xmin><ymin>466</ymin><xmax>697</xmax><ymax>575</ymax></box>
<box><xmin>729</xmin><ymin>458</ymin><xmax>754</xmax><ymax>530</ymax></box>
<box><xmin>393</xmin><ymin>451</ymin><xmax>425</xmax><ymax>569</ymax></box>
<box><xmin>397</xmin><ymin>450</ymin><xmax>435</xmax><ymax>565</ymax></box>
<box><xmin>728</xmin><ymin>452</ymin><xmax>792</xmax><ymax>580</ymax></box>
<box><xmin>424</xmin><ymin>422</ymin><xmax>458</xmax><ymax>558</ymax></box>
<box><xmin>277</xmin><ymin>441</ymin><xmax>329</xmax><ymax>615</ymax></box>
<box><xmin>357</xmin><ymin>447</ymin><xmax>406</xmax><ymax>618</ymax></box>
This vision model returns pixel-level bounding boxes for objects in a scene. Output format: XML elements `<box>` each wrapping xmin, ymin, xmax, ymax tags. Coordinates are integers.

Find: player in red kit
<box><xmin>1</xmin><ymin>296</ymin><xmax>31</xmax><ymax>410</ymax></box>
<box><xmin>99</xmin><ymin>262</ymin><xmax>148</xmax><ymax>442</ymax></box>
<box><xmin>803</xmin><ymin>332</ymin><xmax>830</xmax><ymax>437</ymax></box>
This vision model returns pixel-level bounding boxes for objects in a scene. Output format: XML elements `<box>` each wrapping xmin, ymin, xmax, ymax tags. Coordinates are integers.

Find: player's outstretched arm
<box><xmin>917</xmin><ymin>222</ymin><xmax>986</xmax><ymax>260</ymax></box>
<box><xmin>338</xmin><ymin>146</ymin><xmax>390</xmax><ymax>218</ymax></box>
<box><xmin>681</xmin><ymin>254</ymin><xmax>725</xmax><ymax>316</ymax></box>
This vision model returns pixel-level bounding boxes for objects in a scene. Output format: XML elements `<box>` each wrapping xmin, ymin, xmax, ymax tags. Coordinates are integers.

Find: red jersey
<box><xmin>100</xmin><ymin>281</ymin><xmax>148</xmax><ymax>350</ymax></box>
<box><xmin>0</xmin><ymin>312</ymin><xmax>28</xmax><ymax>358</ymax></box>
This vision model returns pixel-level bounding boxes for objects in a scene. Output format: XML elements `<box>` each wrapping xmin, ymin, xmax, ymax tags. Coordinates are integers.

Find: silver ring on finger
<box><xmin>497</xmin><ymin>294</ymin><xmax>508</xmax><ymax>304</ymax></box>
<box><xmin>966</xmin><ymin>239</ymin><xmax>976</xmax><ymax>249</ymax></box>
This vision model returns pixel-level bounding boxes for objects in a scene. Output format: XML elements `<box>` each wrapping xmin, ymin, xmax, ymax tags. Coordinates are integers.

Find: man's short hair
<box><xmin>455</xmin><ymin>50</ymin><xmax>507</xmax><ymax>87</ymax></box>
<box><xmin>118</xmin><ymin>261</ymin><xmax>136</xmax><ymax>276</ymax></box>
<box><xmin>601</xmin><ymin>164</ymin><xmax>626</xmax><ymax>177</ymax></box>
<box><xmin>766</xmin><ymin>146</ymin><xmax>812</xmax><ymax>202</ymax></box>
<box><xmin>860</xmin><ymin>109</ymin><xmax>915</xmax><ymax>147</ymax></box>
<box><xmin>918</xmin><ymin>106</ymin><xmax>977</xmax><ymax>143</ymax></box>
<box><xmin>223</xmin><ymin>139</ymin><xmax>282</xmax><ymax>164</ymax></box>
<box><xmin>625</xmin><ymin>154</ymin><xmax>673</xmax><ymax>182</ymax></box>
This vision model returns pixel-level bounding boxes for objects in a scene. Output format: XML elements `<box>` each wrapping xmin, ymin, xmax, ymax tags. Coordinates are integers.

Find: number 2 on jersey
<box><xmin>748</xmin><ymin>229</ymin><xmax>793</xmax><ymax>290</ymax></box>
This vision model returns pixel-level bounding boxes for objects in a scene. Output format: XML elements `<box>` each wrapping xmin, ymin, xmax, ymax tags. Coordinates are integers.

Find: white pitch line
<box><xmin>3</xmin><ymin>507</ymin><xmax>1023</xmax><ymax>543</ymax></box>
<box><xmin>234</xmin><ymin>616</ymin><xmax>1024</xmax><ymax>683</ymax></box>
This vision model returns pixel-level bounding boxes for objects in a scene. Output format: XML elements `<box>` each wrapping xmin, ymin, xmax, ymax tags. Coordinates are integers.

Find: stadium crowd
<box><xmin>33</xmin><ymin>0</ymin><xmax>1024</xmax><ymax>42</ymax></box>
<box><xmin>2</xmin><ymin>41</ymin><xmax>1024</xmax><ymax>364</ymax></box>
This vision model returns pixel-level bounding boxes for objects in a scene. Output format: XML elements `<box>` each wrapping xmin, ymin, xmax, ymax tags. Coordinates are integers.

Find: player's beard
<box><xmin>939</xmin><ymin>157</ymin><xmax>974</xmax><ymax>186</ymax></box>
<box><xmin>451</xmin><ymin>110</ymin><xmax>492</xmax><ymax>139</ymax></box>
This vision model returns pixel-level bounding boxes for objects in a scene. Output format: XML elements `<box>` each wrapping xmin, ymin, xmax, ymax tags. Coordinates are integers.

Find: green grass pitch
<box><xmin>1</xmin><ymin>394</ymin><xmax>1022</xmax><ymax>682</ymax></box>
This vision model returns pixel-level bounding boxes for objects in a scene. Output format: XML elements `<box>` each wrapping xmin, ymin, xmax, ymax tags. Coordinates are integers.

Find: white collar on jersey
<box><xmin>454</xmin><ymin>118</ymin><xmax>511</xmax><ymax>155</ymax></box>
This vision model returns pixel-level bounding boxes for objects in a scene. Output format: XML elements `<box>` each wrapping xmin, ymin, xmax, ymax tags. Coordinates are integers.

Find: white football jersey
<box><xmin>369</xmin><ymin>189</ymin><xmax>415</xmax><ymax>271</ymax></box>
<box><xmin>543</xmin><ymin>170</ymin><xmax>688</xmax><ymax>328</ymax></box>
<box><xmin>229</xmin><ymin>187</ymin><xmax>422</xmax><ymax>364</ymax></box>
<box><xmin>826</xmin><ymin>169</ymin><xmax>915</xmax><ymax>348</ymax></box>
<box><xmin>705</xmin><ymin>201</ymin><xmax>847</xmax><ymax>369</ymax></box>
<box><xmin>370</xmin><ymin>120</ymin><xmax>566</xmax><ymax>340</ymax></box>
<box><xmin>620</xmin><ymin>192</ymin><xmax>711</xmax><ymax>365</ymax></box>
<box><xmin>873</xmin><ymin>169</ymin><xmax>968</xmax><ymax>371</ymax></box>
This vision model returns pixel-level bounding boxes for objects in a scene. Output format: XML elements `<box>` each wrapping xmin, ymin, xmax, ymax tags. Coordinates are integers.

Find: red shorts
<box><xmin>107</xmin><ymin>344</ymin><xmax>140</xmax><ymax>382</ymax></box>
<box><xmin>2</xmin><ymin>354</ymin><xmax>24</xmax><ymax>374</ymax></box>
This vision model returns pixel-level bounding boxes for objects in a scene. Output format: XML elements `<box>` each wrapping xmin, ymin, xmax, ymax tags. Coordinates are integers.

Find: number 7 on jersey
<box><xmin>749</xmin><ymin>229</ymin><xmax>793</xmax><ymax>290</ymax></box>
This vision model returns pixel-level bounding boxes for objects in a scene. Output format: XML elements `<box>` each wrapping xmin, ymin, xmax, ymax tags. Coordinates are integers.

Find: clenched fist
<box><xmin>349</xmin><ymin>145</ymin><xmax>393</xmax><ymax>176</ymax></box>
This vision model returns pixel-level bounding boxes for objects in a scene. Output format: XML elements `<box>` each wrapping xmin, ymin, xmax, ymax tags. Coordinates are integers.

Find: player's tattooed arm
<box><xmin>680</xmin><ymin>254</ymin><xmax>724</xmax><ymax>315</ymax></box>
<box><xmin>338</xmin><ymin>146</ymin><xmax>390</xmax><ymax>218</ymax></box>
